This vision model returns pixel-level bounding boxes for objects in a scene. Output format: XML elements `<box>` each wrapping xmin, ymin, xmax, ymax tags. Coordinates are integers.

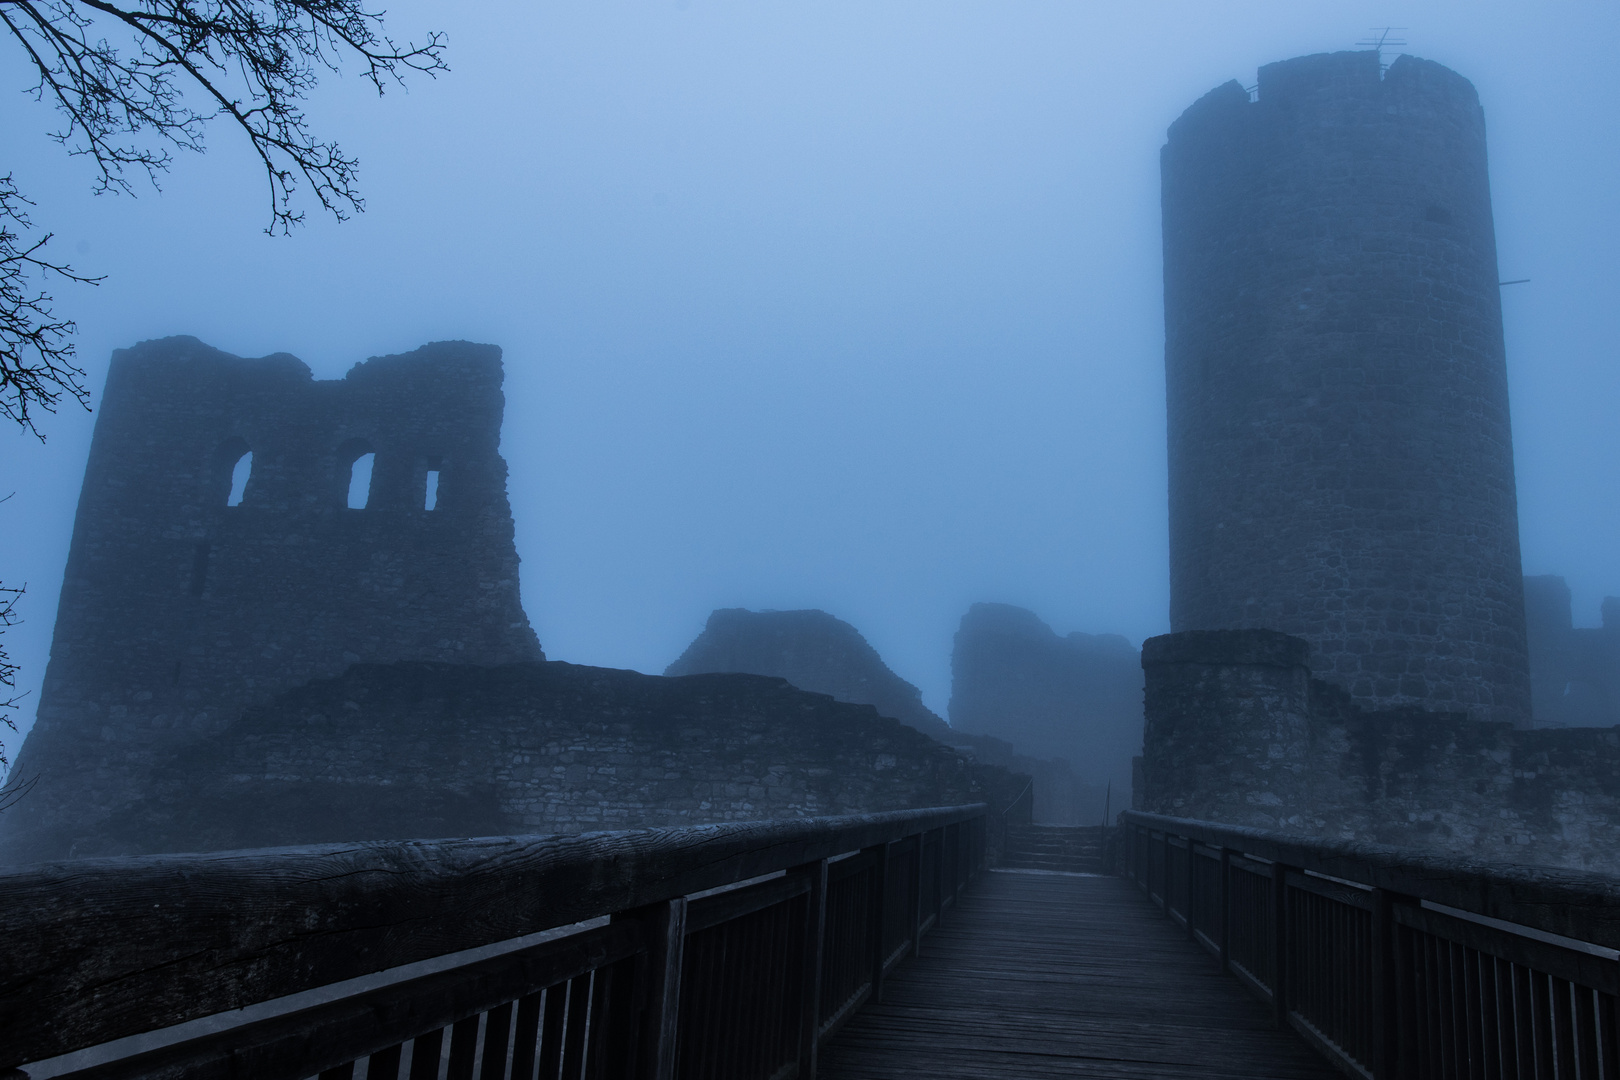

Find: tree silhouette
<box><xmin>1</xmin><ymin>0</ymin><xmax>447</xmax><ymax>440</ymax></box>
<box><xmin>0</xmin><ymin>1</ymin><xmax>446</xmax><ymax>778</ymax></box>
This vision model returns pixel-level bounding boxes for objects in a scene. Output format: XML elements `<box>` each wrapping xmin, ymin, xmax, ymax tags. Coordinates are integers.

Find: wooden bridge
<box><xmin>5</xmin><ymin>806</ymin><xmax>1620</xmax><ymax>1080</ymax></box>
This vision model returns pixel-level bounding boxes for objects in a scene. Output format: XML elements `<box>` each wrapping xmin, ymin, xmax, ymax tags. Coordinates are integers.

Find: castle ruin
<box><xmin>3</xmin><ymin>337</ymin><xmax>1022</xmax><ymax>864</ymax></box>
<box><xmin>1162</xmin><ymin>51</ymin><xmax>1532</xmax><ymax>727</ymax></box>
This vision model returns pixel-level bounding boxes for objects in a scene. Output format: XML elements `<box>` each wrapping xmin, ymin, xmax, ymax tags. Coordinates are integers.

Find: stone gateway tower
<box><xmin>3</xmin><ymin>337</ymin><xmax>542</xmax><ymax>863</ymax></box>
<box><xmin>1162</xmin><ymin>51</ymin><xmax>1532</xmax><ymax>727</ymax></box>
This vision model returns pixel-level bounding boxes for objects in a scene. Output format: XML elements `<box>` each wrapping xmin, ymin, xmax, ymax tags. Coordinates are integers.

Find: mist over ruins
<box><xmin>5</xmin><ymin>26</ymin><xmax>1620</xmax><ymax>1080</ymax></box>
<box><xmin>7</xmin><ymin>48</ymin><xmax>1616</xmax><ymax>876</ymax></box>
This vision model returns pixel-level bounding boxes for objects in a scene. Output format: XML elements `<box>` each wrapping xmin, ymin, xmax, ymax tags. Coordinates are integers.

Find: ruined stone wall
<box><xmin>948</xmin><ymin>602</ymin><xmax>1142</xmax><ymax>807</ymax></box>
<box><xmin>108</xmin><ymin>662</ymin><xmax>1022</xmax><ymax>856</ymax></box>
<box><xmin>1162</xmin><ymin>51</ymin><xmax>1531</xmax><ymax>726</ymax></box>
<box><xmin>4</xmin><ymin>337</ymin><xmax>541</xmax><ymax>864</ymax></box>
<box><xmin>665</xmin><ymin>607</ymin><xmax>1078</xmax><ymax>822</ymax></box>
<box><xmin>667</xmin><ymin>608</ymin><xmax>950</xmax><ymax>739</ymax></box>
<box><xmin>1523</xmin><ymin>575</ymin><xmax>1620</xmax><ymax>728</ymax></box>
<box><xmin>1138</xmin><ymin>630</ymin><xmax>1620</xmax><ymax>872</ymax></box>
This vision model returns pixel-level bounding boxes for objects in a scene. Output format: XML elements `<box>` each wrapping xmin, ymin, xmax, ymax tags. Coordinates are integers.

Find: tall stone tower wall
<box><xmin>4</xmin><ymin>336</ymin><xmax>541</xmax><ymax>863</ymax></box>
<box><xmin>1162</xmin><ymin>51</ymin><xmax>1531</xmax><ymax>726</ymax></box>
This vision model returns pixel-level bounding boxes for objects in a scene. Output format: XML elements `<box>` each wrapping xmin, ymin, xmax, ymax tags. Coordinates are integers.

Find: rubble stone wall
<box><xmin>1138</xmin><ymin>629</ymin><xmax>1620</xmax><ymax>872</ymax></box>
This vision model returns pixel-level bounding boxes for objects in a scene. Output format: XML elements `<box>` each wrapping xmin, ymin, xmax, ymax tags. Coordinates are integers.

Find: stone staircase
<box><xmin>1002</xmin><ymin>824</ymin><xmax>1107</xmax><ymax>874</ymax></box>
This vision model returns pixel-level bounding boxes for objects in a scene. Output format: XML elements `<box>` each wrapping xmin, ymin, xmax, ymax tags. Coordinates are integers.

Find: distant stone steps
<box><xmin>1003</xmin><ymin>824</ymin><xmax>1106</xmax><ymax>874</ymax></box>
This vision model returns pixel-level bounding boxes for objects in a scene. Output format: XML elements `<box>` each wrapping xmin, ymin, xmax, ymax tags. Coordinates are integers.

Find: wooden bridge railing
<box><xmin>1122</xmin><ymin>809</ymin><xmax>1620</xmax><ymax>1080</ymax></box>
<box><xmin>1</xmin><ymin>804</ymin><xmax>986</xmax><ymax>1080</ymax></box>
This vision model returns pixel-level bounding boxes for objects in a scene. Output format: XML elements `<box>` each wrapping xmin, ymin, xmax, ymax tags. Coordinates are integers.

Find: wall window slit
<box><xmin>424</xmin><ymin>469</ymin><xmax>440</xmax><ymax>511</ymax></box>
<box><xmin>213</xmin><ymin>437</ymin><xmax>253</xmax><ymax>507</ymax></box>
<box><xmin>226</xmin><ymin>454</ymin><xmax>252</xmax><ymax>506</ymax></box>
<box><xmin>347</xmin><ymin>452</ymin><xmax>375</xmax><ymax>510</ymax></box>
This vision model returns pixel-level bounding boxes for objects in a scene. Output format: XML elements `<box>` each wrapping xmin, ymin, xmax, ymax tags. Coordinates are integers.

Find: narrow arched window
<box><xmin>347</xmin><ymin>452</ymin><xmax>375</xmax><ymax>510</ymax></box>
<box><xmin>335</xmin><ymin>438</ymin><xmax>376</xmax><ymax>509</ymax></box>
<box><xmin>227</xmin><ymin>452</ymin><xmax>252</xmax><ymax>507</ymax></box>
<box><xmin>422</xmin><ymin>454</ymin><xmax>443</xmax><ymax>512</ymax></box>
<box><xmin>212</xmin><ymin>436</ymin><xmax>253</xmax><ymax>507</ymax></box>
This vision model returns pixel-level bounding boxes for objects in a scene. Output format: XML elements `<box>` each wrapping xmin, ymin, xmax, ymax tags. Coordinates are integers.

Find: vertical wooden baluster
<box><xmin>367</xmin><ymin>1045</ymin><xmax>404</xmax><ymax>1080</ymax></box>
<box><xmin>1486</xmin><ymin>957</ymin><xmax>1510</xmax><ymax>1080</ymax></box>
<box><xmin>446</xmin><ymin>1014</ymin><xmax>481</xmax><ymax>1080</ymax></box>
<box><xmin>613</xmin><ymin>897</ymin><xmax>687</xmax><ymax>1080</ymax></box>
<box><xmin>1595</xmin><ymin>989</ymin><xmax>1617</xmax><ymax>1080</ymax></box>
<box><xmin>409</xmin><ymin>1029</ymin><xmax>445</xmax><ymax>1080</ymax></box>
<box><xmin>910</xmin><ymin>835</ymin><xmax>925</xmax><ymax>959</ymax></box>
<box><xmin>583</xmin><ymin>958</ymin><xmax>619</xmax><ymax>1080</ymax></box>
<box><xmin>479</xmin><ymin>1002</ymin><xmax>514</xmax><ymax>1080</ymax></box>
<box><xmin>510</xmin><ymin>990</ymin><xmax>544</xmax><ymax>1080</ymax></box>
<box><xmin>1394</xmin><ymin>923</ymin><xmax>1418</xmax><ymax>1080</ymax></box>
<box><xmin>1511</xmin><ymin>963</ymin><xmax>1535</xmax><ymax>1079</ymax></box>
<box><xmin>537</xmin><ymin>984</ymin><xmax>568</xmax><ymax>1080</ymax></box>
<box><xmin>1218</xmin><ymin>849</ymin><xmax>1231</xmax><ymax>973</ymax></box>
<box><xmin>561</xmin><ymin>975</ymin><xmax>593</xmax><ymax>1080</ymax></box>
<box><xmin>1552</xmin><ymin>977</ymin><xmax>1578</xmax><ymax>1080</ymax></box>
<box><xmin>868</xmin><ymin>842</ymin><xmax>891</xmax><ymax>1003</ymax></box>
<box><xmin>1186</xmin><ymin>839</ymin><xmax>1198</xmax><ymax>942</ymax></box>
<box><xmin>1369</xmin><ymin>889</ymin><xmax>1397</xmax><ymax>1080</ymax></box>
<box><xmin>795</xmin><ymin>858</ymin><xmax>829</xmax><ymax>1079</ymax></box>
<box><xmin>1272</xmin><ymin>863</ymin><xmax>1291</xmax><ymax>1029</ymax></box>
<box><xmin>1161</xmin><ymin>832</ymin><xmax>1172</xmax><ymax>915</ymax></box>
<box><xmin>1573</xmin><ymin>984</ymin><xmax>1599</xmax><ymax>1080</ymax></box>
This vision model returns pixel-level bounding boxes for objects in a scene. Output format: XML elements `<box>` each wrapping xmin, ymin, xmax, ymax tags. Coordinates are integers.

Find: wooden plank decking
<box><xmin>819</xmin><ymin>869</ymin><xmax>1340</xmax><ymax>1079</ymax></box>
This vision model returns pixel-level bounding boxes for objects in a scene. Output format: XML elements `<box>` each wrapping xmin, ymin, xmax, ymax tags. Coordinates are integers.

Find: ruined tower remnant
<box><xmin>1161</xmin><ymin>51</ymin><xmax>1532</xmax><ymax>726</ymax></box>
<box><xmin>4</xmin><ymin>337</ymin><xmax>542</xmax><ymax>863</ymax></box>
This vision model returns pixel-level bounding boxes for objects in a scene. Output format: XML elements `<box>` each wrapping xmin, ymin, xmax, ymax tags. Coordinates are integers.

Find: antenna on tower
<box><xmin>1357</xmin><ymin>27</ymin><xmax>1408</xmax><ymax>71</ymax></box>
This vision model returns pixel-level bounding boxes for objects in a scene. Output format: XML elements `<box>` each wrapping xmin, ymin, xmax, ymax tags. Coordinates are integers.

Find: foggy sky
<box><xmin>2</xmin><ymin>1</ymin><xmax>1616</xmax><ymax>745</ymax></box>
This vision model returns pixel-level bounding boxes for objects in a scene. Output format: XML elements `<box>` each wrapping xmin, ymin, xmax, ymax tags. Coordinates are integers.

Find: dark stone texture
<box><xmin>3</xmin><ymin>337</ymin><xmax>542</xmax><ymax>863</ymax></box>
<box><xmin>1139</xmin><ymin>629</ymin><xmax>1620</xmax><ymax>872</ymax></box>
<box><xmin>108</xmin><ymin>660</ymin><xmax>1023</xmax><ymax>855</ymax></box>
<box><xmin>948</xmin><ymin>603</ymin><xmax>1143</xmax><ymax>805</ymax></box>
<box><xmin>664</xmin><ymin>607</ymin><xmax>1088</xmax><ymax>822</ymax></box>
<box><xmin>1162</xmin><ymin>51</ymin><xmax>1531</xmax><ymax>726</ymax></box>
<box><xmin>667</xmin><ymin>608</ymin><xmax>951</xmax><ymax>738</ymax></box>
<box><xmin>1523</xmin><ymin>575</ymin><xmax>1620</xmax><ymax>729</ymax></box>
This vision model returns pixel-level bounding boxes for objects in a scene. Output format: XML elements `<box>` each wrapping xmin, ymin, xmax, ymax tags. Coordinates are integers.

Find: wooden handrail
<box><xmin>1122</xmin><ymin>809</ymin><xmax>1620</xmax><ymax>949</ymax></box>
<box><xmin>2</xmin><ymin>804</ymin><xmax>987</xmax><ymax>1077</ymax></box>
<box><xmin>1121</xmin><ymin>810</ymin><xmax>1620</xmax><ymax>1080</ymax></box>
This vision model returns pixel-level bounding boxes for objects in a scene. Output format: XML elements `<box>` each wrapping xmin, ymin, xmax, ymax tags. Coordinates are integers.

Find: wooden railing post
<box><xmin>934</xmin><ymin>827</ymin><xmax>947</xmax><ymax>922</ymax></box>
<box><xmin>950</xmin><ymin>823</ymin><xmax>963</xmax><ymax>907</ymax></box>
<box><xmin>796</xmin><ymin>859</ymin><xmax>829</xmax><ymax>1080</ymax></box>
<box><xmin>1161</xmin><ymin>831</ymin><xmax>1172</xmax><ymax>915</ymax></box>
<box><xmin>1218</xmin><ymin>847</ymin><xmax>1232</xmax><ymax>973</ymax></box>
<box><xmin>615</xmin><ymin>897</ymin><xmax>686</xmax><ymax>1080</ymax></box>
<box><xmin>910</xmin><ymin>834</ymin><xmax>925</xmax><ymax>958</ymax></box>
<box><xmin>1369</xmin><ymin>888</ymin><xmax>1401</xmax><ymax>1080</ymax></box>
<box><xmin>869</xmin><ymin>842</ymin><xmax>891</xmax><ymax>1003</ymax></box>
<box><xmin>1271</xmin><ymin>863</ymin><xmax>1291</xmax><ymax>1028</ymax></box>
<box><xmin>1186</xmin><ymin>837</ymin><xmax>1198</xmax><ymax>941</ymax></box>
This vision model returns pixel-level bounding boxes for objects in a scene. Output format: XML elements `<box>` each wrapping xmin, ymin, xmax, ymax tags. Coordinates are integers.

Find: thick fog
<box><xmin>2</xmin><ymin>0</ymin><xmax>1616</xmax><ymax>742</ymax></box>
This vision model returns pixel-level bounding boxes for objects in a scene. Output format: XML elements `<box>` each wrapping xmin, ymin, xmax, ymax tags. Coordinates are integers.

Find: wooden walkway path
<box><xmin>819</xmin><ymin>869</ymin><xmax>1339</xmax><ymax>1079</ymax></box>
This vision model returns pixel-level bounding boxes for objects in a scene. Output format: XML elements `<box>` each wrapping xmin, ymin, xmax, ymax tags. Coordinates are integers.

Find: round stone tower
<box><xmin>1161</xmin><ymin>51</ymin><xmax>1532</xmax><ymax>727</ymax></box>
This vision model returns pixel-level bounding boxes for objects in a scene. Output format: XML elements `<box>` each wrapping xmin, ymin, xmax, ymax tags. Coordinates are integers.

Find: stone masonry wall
<box><xmin>108</xmin><ymin>661</ymin><xmax>1024</xmax><ymax>857</ymax></box>
<box><xmin>1162</xmin><ymin>51</ymin><xmax>1531</xmax><ymax>726</ymax></box>
<box><xmin>949</xmin><ymin>602</ymin><xmax>1143</xmax><ymax>807</ymax></box>
<box><xmin>1523</xmin><ymin>575</ymin><xmax>1620</xmax><ymax>728</ymax></box>
<box><xmin>666</xmin><ymin>607</ymin><xmax>1083</xmax><ymax>823</ymax></box>
<box><xmin>4</xmin><ymin>337</ymin><xmax>541</xmax><ymax>864</ymax></box>
<box><xmin>1138</xmin><ymin>629</ymin><xmax>1620</xmax><ymax>873</ymax></box>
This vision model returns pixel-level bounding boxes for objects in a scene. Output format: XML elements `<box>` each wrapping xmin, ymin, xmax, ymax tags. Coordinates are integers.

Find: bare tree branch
<box><xmin>0</xmin><ymin>574</ymin><xmax>22</xmax><ymax>776</ymax></box>
<box><xmin>0</xmin><ymin>177</ymin><xmax>97</xmax><ymax>439</ymax></box>
<box><xmin>2</xmin><ymin>0</ymin><xmax>447</xmax><ymax>233</ymax></box>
